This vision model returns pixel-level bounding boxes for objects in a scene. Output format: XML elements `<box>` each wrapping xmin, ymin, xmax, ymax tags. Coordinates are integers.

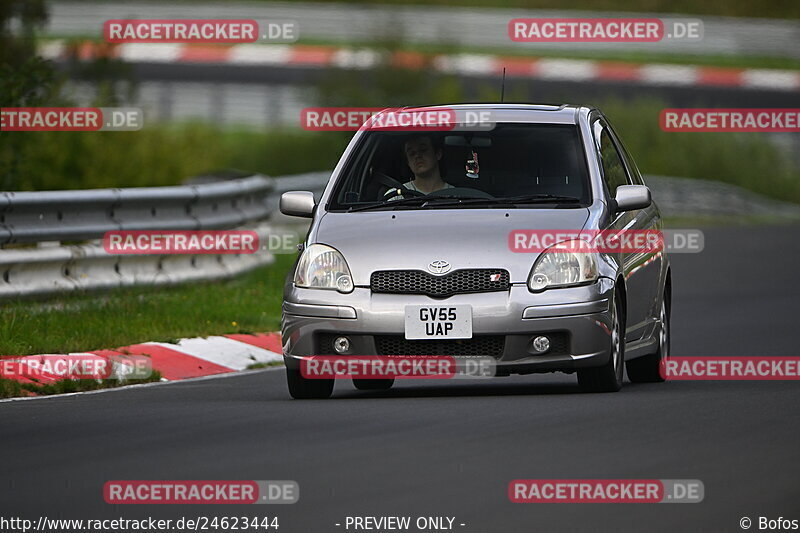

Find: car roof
<box><xmin>398</xmin><ymin>103</ymin><xmax>590</xmax><ymax>125</ymax></box>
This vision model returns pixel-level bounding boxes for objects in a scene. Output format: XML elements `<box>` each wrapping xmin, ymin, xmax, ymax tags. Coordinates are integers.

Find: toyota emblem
<box><xmin>428</xmin><ymin>260</ymin><xmax>451</xmax><ymax>275</ymax></box>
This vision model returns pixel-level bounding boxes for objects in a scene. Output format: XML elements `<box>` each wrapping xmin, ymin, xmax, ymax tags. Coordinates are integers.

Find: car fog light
<box><xmin>532</xmin><ymin>335</ymin><xmax>550</xmax><ymax>353</ymax></box>
<box><xmin>334</xmin><ymin>336</ymin><xmax>351</xmax><ymax>354</ymax></box>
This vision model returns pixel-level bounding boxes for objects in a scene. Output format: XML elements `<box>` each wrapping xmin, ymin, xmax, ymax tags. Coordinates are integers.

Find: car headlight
<box><xmin>528</xmin><ymin>240</ymin><xmax>598</xmax><ymax>291</ymax></box>
<box><xmin>294</xmin><ymin>244</ymin><xmax>354</xmax><ymax>293</ymax></box>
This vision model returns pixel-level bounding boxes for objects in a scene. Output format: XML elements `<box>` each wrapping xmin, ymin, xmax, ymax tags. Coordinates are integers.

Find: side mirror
<box><xmin>280</xmin><ymin>191</ymin><xmax>316</xmax><ymax>218</ymax></box>
<box><xmin>614</xmin><ymin>185</ymin><xmax>651</xmax><ymax>212</ymax></box>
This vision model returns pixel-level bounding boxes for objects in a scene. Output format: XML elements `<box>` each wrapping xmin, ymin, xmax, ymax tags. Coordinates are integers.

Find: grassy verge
<box><xmin>0</xmin><ymin>254</ymin><xmax>295</xmax><ymax>356</ymax></box>
<box><xmin>2</xmin><ymin>125</ymin><xmax>351</xmax><ymax>190</ymax></box>
<box><xmin>0</xmin><ymin>372</ymin><xmax>163</xmax><ymax>399</ymax></box>
<box><xmin>276</xmin><ymin>0</ymin><xmax>800</xmax><ymax>19</ymax></box>
<box><xmin>599</xmin><ymin>99</ymin><xmax>800</xmax><ymax>204</ymax></box>
<box><xmin>56</xmin><ymin>0</ymin><xmax>800</xmax><ymax>19</ymax></box>
<box><xmin>298</xmin><ymin>38</ymin><xmax>800</xmax><ymax>71</ymax></box>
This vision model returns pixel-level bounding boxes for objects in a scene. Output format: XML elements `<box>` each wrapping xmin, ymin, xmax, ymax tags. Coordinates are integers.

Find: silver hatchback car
<box><xmin>280</xmin><ymin>104</ymin><xmax>671</xmax><ymax>398</ymax></box>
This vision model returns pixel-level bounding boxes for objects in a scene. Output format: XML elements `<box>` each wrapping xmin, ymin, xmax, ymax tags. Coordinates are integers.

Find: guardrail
<box><xmin>0</xmin><ymin>175</ymin><xmax>274</xmax><ymax>245</ymax></box>
<box><xmin>0</xmin><ymin>174</ymin><xmax>290</xmax><ymax>299</ymax></box>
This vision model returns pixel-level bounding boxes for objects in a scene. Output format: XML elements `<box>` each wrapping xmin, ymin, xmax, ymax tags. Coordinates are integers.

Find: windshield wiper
<box><xmin>347</xmin><ymin>195</ymin><xmax>471</xmax><ymax>212</ymax></box>
<box><xmin>347</xmin><ymin>194</ymin><xmax>581</xmax><ymax>212</ymax></box>
<box><xmin>445</xmin><ymin>194</ymin><xmax>582</xmax><ymax>206</ymax></box>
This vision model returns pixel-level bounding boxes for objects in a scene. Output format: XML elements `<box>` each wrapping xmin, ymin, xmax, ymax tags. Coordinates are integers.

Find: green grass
<box><xmin>0</xmin><ymin>255</ymin><xmax>294</xmax><ymax>398</ymax></box>
<box><xmin>597</xmin><ymin>99</ymin><xmax>800</xmax><ymax>204</ymax></box>
<box><xmin>0</xmin><ymin>254</ymin><xmax>295</xmax><ymax>356</ymax></box>
<box><xmin>1</xmin><ymin>125</ymin><xmax>351</xmax><ymax>190</ymax></box>
<box><xmin>281</xmin><ymin>0</ymin><xmax>800</xmax><ymax>19</ymax></box>
<box><xmin>296</xmin><ymin>38</ymin><xmax>800</xmax><ymax>71</ymax></box>
<box><xmin>0</xmin><ymin>379</ymin><xmax>24</xmax><ymax>398</ymax></box>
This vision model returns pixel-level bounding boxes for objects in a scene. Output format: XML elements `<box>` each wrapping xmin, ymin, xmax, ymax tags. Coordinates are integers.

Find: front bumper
<box><xmin>282</xmin><ymin>278</ymin><xmax>615</xmax><ymax>375</ymax></box>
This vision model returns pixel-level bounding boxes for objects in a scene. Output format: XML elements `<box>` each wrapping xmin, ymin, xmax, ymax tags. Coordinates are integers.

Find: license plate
<box><xmin>404</xmin><ymin>305</ymin><xmax>472</xmax><ymax>340</ymax></box>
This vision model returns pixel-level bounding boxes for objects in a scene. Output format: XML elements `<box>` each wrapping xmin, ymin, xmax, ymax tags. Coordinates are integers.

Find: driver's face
<box><xmin>404</xmin><ymin>137</ymin><xmax>439</xmax><ymax>176</ymax></box>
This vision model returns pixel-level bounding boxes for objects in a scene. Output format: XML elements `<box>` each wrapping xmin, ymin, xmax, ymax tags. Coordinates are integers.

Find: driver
<box><xmin>385</xmin><ymin>135</ymin><xmax>453</xmax><ymax>199</ymax></box>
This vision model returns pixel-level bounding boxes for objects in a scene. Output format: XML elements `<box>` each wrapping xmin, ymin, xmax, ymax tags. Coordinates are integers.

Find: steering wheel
<box><xmin>373</xmin><ymin>171</ymin><xmax>425</xmax><ymax>200</ymax></box>
<box><xmin>382</xmin><ymin>186</ymin><xmax>425</xmax><ymax>201</ymax></box>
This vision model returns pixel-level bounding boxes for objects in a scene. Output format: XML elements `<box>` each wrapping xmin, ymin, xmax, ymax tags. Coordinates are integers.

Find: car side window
<box><xmin>607</xmin><ymin>124</ymin><xmax>645</xmax><ymax>186</ymax></box>
<box><xmin>598</xmin><ymin>128</ymin><xmax>630</xmax><ymax>196</ymax></box>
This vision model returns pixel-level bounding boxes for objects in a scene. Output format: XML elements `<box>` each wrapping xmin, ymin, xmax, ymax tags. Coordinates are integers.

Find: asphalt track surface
<box><xmin>2</xmin><ymin>224</ymin><xmax>799</xmax><ymax>532</ymax></box>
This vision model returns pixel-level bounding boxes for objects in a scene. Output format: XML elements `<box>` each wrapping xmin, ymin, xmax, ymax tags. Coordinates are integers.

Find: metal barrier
<box><xmin>0</xmin><ymin>175</ymin><xmax>291</xmax><ymax>299</ymax></box>
<box><xmin>0</xmin><ymin>175</ymin><xmax>274</xmax><ymax>245</ymax></box>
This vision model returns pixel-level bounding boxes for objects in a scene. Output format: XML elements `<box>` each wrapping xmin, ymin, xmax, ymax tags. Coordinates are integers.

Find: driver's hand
<box><xmin>383</xmin><ymin>188</ymin><xmax>405</xmax><ymax>202</ymax></box>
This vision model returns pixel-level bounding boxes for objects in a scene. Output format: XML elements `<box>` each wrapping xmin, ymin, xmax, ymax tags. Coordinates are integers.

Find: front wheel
<box><xmin>578</xmin><ymin>291</ymin><xmax>624</xmax><ymax>393</ymax></box>
<box><xmin>626</xmin><ymin>293</ymin><xmax>669</xmax><ymax>383</ymax></box>
<box><xmin>286</xmin><ymin>366</ymin><xmax>334</xmax><ymax>399</ymax></box>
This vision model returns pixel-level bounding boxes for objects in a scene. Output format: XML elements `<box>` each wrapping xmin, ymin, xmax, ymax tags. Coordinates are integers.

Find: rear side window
<box><xmin>598</xmin><ymin>129</ymin><xmax>630</xmax><ymax>195</ymax></box>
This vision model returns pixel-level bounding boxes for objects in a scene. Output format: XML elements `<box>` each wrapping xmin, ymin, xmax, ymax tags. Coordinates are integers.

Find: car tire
<box><xmin>286</xmin><ymin>366</ymin><xmax>334</xmax><ymax>399</ymax></box>
<box><xmin>578</xmin><ymin>291</ymin><xmax>624</xmax><ymax>393</ymax></box>
<box><xmin>353</xmin><ymin>378</ymin><xmax>395</xmax><ymax>391</ymax></box>
<box><xmin>626</xmin><ymin>292</ymin><xmax>669</xmax><ymax>383</ymax></box>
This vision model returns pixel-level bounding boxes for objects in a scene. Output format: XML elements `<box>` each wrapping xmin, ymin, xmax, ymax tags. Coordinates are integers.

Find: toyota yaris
<box><xmin>279</xmin><ymin>104</ymin><xmax>670</xmax><ymax>398</ymax></box>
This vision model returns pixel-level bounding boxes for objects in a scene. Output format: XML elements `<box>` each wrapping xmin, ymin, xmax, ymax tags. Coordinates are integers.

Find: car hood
<box><xmin>313</xmin><ymin>208</ymin><xmax>591</xmax><ymax>284</ymax></box>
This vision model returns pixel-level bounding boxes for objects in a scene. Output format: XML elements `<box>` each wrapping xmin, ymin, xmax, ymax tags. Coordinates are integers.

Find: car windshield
<box><xmin>328</xmin><ymin>123</ymin><xmax>591</xmax><ymax>211</ymax></box>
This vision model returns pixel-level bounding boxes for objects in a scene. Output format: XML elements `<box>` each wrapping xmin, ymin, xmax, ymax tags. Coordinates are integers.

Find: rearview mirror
<box><xmin>280</xmin><ymin>191</ymin><xmax>315</xmax><ymax>218</ymax></box>
<box><xmin>614</xmin><ymin>185</ymin><xmax>651</xmax><ymax>212</ymax></box>
<box><xmin>444</xmin><ymin>135</ymin><xmax>492</xmax><ymax>147</ymax></box>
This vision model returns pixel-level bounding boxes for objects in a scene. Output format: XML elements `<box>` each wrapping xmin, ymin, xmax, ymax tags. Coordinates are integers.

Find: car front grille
<box><xmin>374</xmin><ymin>335</ymin><xmax>505</xmax><ymax>357</ymax></box>
<box><xmin>370</xmin><ymin>269</ymin><xmax>510</xmax><ymax>298</ymax></box>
